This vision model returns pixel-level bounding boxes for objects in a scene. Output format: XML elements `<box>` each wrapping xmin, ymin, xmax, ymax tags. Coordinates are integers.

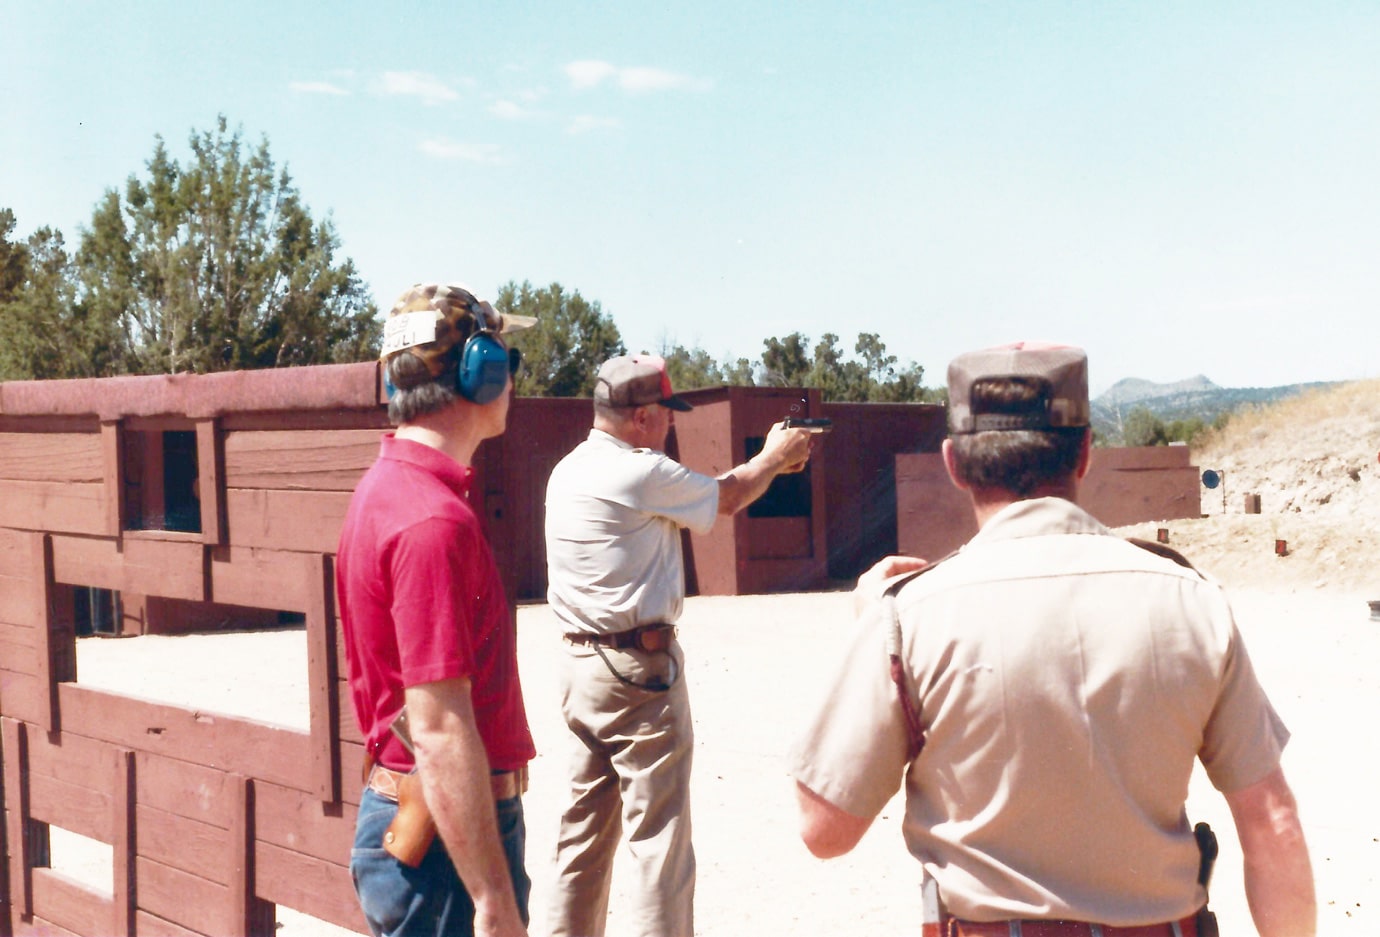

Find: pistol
<box><xmin>783</xmin><ymin>416</ymin><xmax>833</xmax><ymax>433</ymax></box>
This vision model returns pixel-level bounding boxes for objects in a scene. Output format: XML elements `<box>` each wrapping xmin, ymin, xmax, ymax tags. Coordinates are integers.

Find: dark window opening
<box><xmin>744</xmin><ymin>435</ymin><xmax>813</xmax><ymax>518</ymax></box>
<box><xmin>74</xmin><ymin>586</ymin><xmax>121</xmax><ymax>637</ymax></box>
<box><xmin>124</xmin><ymin>429</ymin><xmax>201</xmax><ymax>532</ymax></box>
<box><xmin>162</xmin><ymin>430</ymin><xmax>201</xmax><ymax>532</ymax></box>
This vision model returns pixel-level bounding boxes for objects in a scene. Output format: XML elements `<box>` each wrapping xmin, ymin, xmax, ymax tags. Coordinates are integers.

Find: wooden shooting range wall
<box><xmin>0</xmin><ymin>362</ymin><xmax>947</xmax><ymax>937</ymax></box>
<box><xmin>0</xmin><ymin>362</ymin><xmax>389</xmax><ymax>936</ymax></box>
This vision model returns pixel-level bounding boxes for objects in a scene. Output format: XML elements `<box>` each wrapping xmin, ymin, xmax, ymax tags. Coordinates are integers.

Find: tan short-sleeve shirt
<box><xmin>790</xmin><ymin>497</ymin><xmax>1289</xmax><ymax>925</ymax></box>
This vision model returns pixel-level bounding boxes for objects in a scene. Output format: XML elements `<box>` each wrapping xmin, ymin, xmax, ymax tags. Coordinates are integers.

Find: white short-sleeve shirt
<box><xmin>545</xmin><ymin>429</ymin><xmax>720</xmax><ymax>635</ymax></box>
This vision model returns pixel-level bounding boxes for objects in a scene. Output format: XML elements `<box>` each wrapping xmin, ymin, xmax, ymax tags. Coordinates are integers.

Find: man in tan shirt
<box><xmin>790</xmin><ymin>342</ymin><xmax>1315</xmax><ymax>937</ymax></box>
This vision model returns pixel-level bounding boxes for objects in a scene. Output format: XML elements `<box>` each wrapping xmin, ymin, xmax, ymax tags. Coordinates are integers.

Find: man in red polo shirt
<box><xmin>337</xmin><ymin>282</ymin><xmax>536</xmax><ymax>937</ymax></box>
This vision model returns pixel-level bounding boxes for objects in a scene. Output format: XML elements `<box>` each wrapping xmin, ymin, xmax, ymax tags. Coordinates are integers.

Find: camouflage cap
<box><xmin>379</xmin><ymin>282</ymin><xmax>536</xmax><ymax>377</ymax></box>
<box><xmin>947</xmin><ymin>341</ymin><xmax>1089</xmax><ymax>433</ymax></box>
<box><xmin>594</xmin><ymin>355</ymin><xmax>693</xmax><ymax>411</ymax></box>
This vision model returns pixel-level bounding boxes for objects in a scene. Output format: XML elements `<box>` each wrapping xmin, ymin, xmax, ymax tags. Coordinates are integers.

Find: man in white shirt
<box><xmin>545</xmin><ymin>354</ymin><xmax>813</xmax><ymax>937</ymax></box>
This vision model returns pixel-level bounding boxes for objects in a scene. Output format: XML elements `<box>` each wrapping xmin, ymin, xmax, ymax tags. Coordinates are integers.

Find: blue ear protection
<box><xmin>457</xmin><ymin>307</ymin><xmax>512</xmax><ymax>404</ymax></box>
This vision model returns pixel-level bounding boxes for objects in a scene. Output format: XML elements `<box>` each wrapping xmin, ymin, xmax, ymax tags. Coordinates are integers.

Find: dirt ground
<box><xmin>68</xmin><ymin>570</ymin><xmax>1377</xmax><ymax>936</ymax></box>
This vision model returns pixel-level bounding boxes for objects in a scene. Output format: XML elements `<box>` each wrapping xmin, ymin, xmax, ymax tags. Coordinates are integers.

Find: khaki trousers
<box><xmin>548</xmin><ymin>639</ymin><xmax>695</xmax><ymax>937</ymax></box>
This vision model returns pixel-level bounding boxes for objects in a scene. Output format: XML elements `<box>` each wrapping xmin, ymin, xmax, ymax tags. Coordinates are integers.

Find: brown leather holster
<box><xmin>383</xmin><ymin>771</ymin><xmax>437</xmax><ymax>867</ymax></box>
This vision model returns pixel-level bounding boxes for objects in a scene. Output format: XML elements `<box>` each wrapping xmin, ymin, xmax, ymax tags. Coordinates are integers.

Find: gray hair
<box><xmin>386</xmin><ymin>351</ymin><xmax>459</xmax><ymax>426</ymax></box>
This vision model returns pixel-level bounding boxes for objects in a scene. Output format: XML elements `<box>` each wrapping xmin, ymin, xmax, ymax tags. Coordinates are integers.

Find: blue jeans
<box><xmin>351</xmin><ymin>787</ymin><xmax>530</xmax><ymax>937</ymax></box>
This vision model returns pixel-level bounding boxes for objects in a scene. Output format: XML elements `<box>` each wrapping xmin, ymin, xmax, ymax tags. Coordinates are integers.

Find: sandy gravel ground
<box><xmin>68</xmin><ymin>570</ymin><xmax>1379</xmax><ymax>936</ymax></box>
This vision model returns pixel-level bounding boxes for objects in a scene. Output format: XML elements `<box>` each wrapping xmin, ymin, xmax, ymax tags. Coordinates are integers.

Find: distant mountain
<box><xmin>1091</xmin><ymin>376</ymin><xmax>1337</xmax><ymax>442</ymax></box>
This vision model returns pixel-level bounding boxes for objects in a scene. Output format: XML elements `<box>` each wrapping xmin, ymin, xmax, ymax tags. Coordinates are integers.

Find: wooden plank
<box><xmin>254</xmin><ymin>781</ymin><xmax>355</xmax><ymax>862</ymax></box>
<box><xmin>207</xmin><ymin>546</ymin><xmax>310</xmax><ymax>613</ymax></box>
<box><xmin>27</xmin><ymin>775</ymin><xmax>111</xmax><ymax>842</ymax></box>
<box><xmin>101</xmin><ymin>422</ymin><xmax>126</xmax><ymax>537</ymax></box>
<box><xmin>24</xmin><ymin>705</ymin><xmax>111</xmax><ymax>785</ymax></box>
<box><xmin>219</xmin><ymin>407</ymin><xmax>389</xmax><ymax>434</ymax></box>
<box><xmin>224</xmin><ymin>489</ymin><xmax>352</xmax><ymax>553</ymax></box>
<box><xmin>0</xmin><ymin>639</ymin><xmax>37</xmax><ymax>677</ymax></box>
<box><xmin>57</xmin><ymin>685</ymin><xmax>314</xmax><ymax>792</ymax></box>
<box><xmin>305</xmin><ymin>554</ymin><xmax>340</xmax><ymax>803</ymax></box>
<box><xmin>16</xmin><ymin>916</ymin><xmax>83</xmax><ymax>937</ymax></box>
<box><xmin>135</xmin><ymin>856</ymin><xmax>229</xmax><ymax>937</ymax></box>
<box><xmin>0</xmin><ymin>670</ymin><xmax>44</xmax><ymax>725</ymax></box>
<box><xmin>120</xmin><ymin>537</ymin><xmax>207</xmax><ymax>603</ymax></box>
<box><xmin>113</xmin><ymin>750</ymin><xmax>135</xmax><ymax>937</ymax></box>
<box><xmin>223</xmin><ymin>429</ymin><xmax>381</xmax><ymax>491</ymax></box>
<box><xmin>0</xmin><ymin>433</ymin><xmax>104</xmax><ymax>483</ymax></box>
<box><xmin>227</xmin><ymin>776</ymin><xmax>275</xmax><ymax>937</ymax></box>
<box><xmin>135</xmin><ymin>804</ymin><xmax>229</xmax><ymax>884</ymax></box>
<box><xmin>3</xmin><ymin>718</ymin><xmax>33</xmax><ymax>918</ymax></box>
<box><xmin>197</xmin><ymin>419</ymin><xmax>226</xmax><ymax>546</ymax></box>
<box><xmin>0</xmin><ymin>481</ymin><xmax>107</xmax><ymax>536</ymax></box>
<box><xmin>49</xmin><ymin>535</ymin><xmax>124</xmax><ymax>592</ymax></box>
<box><xmin>31</xmin><ymin>867</ymin><xmax>113</xmax><ymax>936</ymax></box>
<box><xmin>0</xmin><ymin>619</ymin><xmax>38</xmax><ymax>648</ymax></box>
<box><xmin>0</xmin><ymin>572</ymin><xmax>37</xmax><ymax>630</ymax></box>
<box><xmin>0</xmin><ymin>527</ymin><xmax>34</xmax><ymax>576</ymax></box>
<box><xmin>255</xmin><ymin>840</ymin><xmax>365</xmax><ymax>933</ymax></box>
<box><xmin>135</xmin><ymin>753</ymin><xmax>234</xmax><ymax>828</ymax></box>
<box><xmin>339</xmin><ymin>741</ymin><xmax>366</xmax><ymax>808</ymax></box>
<box><xmin>337</xmin><ymin>685</ymin><xmax>363</xmax><ymax>746</ymax></box>
<box><xmin>133</xmin><ymin>909</ymin><xmax>204</xmax><ymax>937</ymax></box>
<box><xmin>30</xmin><ymin>533</ymin><xmax>61</xmax><ymax>733</ymax></box>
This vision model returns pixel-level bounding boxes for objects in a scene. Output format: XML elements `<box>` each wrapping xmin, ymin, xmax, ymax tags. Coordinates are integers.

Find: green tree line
<box><xmin>3</xmin><ymin>117</ymin><xmax>937</xmax><ymax>403</ymax></box>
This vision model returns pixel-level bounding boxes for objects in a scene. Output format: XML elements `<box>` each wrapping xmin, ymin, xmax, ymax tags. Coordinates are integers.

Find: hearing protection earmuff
<box><xmin>457</xmin><ymin>305</ymin><xmax>513</xmax><ymax>405</ymax></box>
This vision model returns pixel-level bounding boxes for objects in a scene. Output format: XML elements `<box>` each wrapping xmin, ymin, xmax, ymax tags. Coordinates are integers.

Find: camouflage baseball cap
<box><xmin>947</xmin><ymin>341</ymin><xmax>1089</xmax><ymax>433</ymax></box>
<box><xmin>594</xmin><ymin>355</ymin><xmax>693</xmax><ymax>411</ymax></box>
<box><xmin>379</xmin><ymin>282</ymin><xmax>536</xmax><ymax>377</ymax></box>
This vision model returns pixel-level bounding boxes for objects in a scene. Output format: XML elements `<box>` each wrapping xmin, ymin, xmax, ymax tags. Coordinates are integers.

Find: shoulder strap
<box><xmin>1126</xmin><ymin>536</ymin><xmax>1202</xmax><ymax>575</ymax></box>
<box><xmin>883</xmin><ymin>557</ymin><xmax>951</xmax><ymax>762</ymax></box>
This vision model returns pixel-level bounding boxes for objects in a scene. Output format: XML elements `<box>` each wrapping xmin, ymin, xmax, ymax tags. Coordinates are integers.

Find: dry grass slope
<box><xmin>1117</xmin><ymin>378</ymin><xmax>1380</xmax><ymax>596</ymax></box>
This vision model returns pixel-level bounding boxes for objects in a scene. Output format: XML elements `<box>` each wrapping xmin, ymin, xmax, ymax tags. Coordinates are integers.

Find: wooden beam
<box><xmin>30</xmin><ymin>533</ymin><xmax>60</xmax><ymax>734</ymax></box>
<box><xmin>2</xmin><ymin>717</ymin><xmax>33</xmax><ymax>919</ymax></box>
<box><xmin>305</xmin><ymin>554</ymin><xmax>341</xmax><ymax>804</ymax></box>
<box><xmin>113</xmin><ymin>749</ymin><xmax>136</xmax><ymax>937</ymax></box>
<box><xmin>101</xmin><ymin>421</ymin><xmax>126</xmax><ymax>537</ymax></box>
<box><xmin>197</xmin><ymin>418</ymin><xmax>226</xmax><ymax>546</ymax></box>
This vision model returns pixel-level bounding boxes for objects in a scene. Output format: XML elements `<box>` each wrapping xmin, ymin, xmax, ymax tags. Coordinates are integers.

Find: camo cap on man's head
<box><xmin>379</xmin><ymin>282</ymin><xmax>536</xmax><ymax>377</ymax></box>
<box><xmin>947</xmin><ymin>341</ymin><xmax>1089</xmax><ymax>434</ymax></box>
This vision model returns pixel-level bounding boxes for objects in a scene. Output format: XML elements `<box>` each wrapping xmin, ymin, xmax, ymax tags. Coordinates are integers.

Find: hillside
<box><xmin>1115</xmin><ymin>379</ymin><xmax>1380</xmax><ymax>595</ymax></box>
<box><xmin>1091</xmin><ymin>376</ymin><xmax>1336</xmax><ymax>442</ymax></box>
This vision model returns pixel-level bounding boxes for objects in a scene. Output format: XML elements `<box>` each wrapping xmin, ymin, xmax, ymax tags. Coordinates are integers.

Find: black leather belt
<box><xmin>566</xmin><ymin>622</ymin><xmax>676</xmax><ymax>650</ymax></box>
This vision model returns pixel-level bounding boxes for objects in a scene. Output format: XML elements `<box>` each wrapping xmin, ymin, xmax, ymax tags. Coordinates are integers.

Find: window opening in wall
<box><xmin>163</xmin><ymin>430</ymin><xmax>201</xmax><ymax>532</ymax></box>
<box><xmin>743</xmin><ymin>435</ymin><xmax>813</xmax><ymax>518</ymax></box>
<box><xmin>74</xmin><ymin>586</ymin><xmax>121</xmax><ymax>637</ymax></box>
<box><xmin>124</xmin><ymin>427</ymin><xmax>201</xmax><ymax>533</ymax></box>
<box><xmin>45</xmin><ymin>824</ymin><xmax>112</xmax><ymax>897</ymax></box>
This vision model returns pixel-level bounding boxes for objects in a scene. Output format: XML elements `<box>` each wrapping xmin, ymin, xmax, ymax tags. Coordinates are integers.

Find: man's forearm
<box><xmin>408</xmin><ymin>681</ymin><xmax>525</xmax><ymax>934</ymax></box>
<box><xmin>1227</xmin><ymin>768</ymin><xmax>1317</xmax><ymax>937</ymax></box>
<box><xmin>717</xmin><ymin>451</ymin><xmax>788</xmax><ymax>515</ymax></box>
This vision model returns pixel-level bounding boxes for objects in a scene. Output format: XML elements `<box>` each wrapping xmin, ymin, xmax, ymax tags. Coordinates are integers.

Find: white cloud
<box><xmin>380</xmin><ymin>71</ymin><xmax>459</xmax><ymax>105</ymax></box>
<box><xmin>565</xmin><ymin>60</ymin><xmax>619</xmax><ymax>90</ymax></box>
<box><xmin>418</xmin><ymin>139</ymin><xmax>503</xmax><ymax>163</ymax></box>
<box><xmin>290</xmin><ymin>80</ymin><xmax>349</xmax><ymax>96</ymax></box>
<box><xmin>565</xmin><ymin>59</ymin><xmax>711</xmax><ymax>94</ymax></box>
<box><xmin>568</xmin><ymin>115</ymin><xmax>622</xmax><ymax>135</ymax></box>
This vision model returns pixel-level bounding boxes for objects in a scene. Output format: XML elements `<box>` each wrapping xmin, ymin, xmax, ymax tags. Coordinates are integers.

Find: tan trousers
<box><xmin>548</xmin><ymin>639</ymin><xmax>695</xmax><ymax>937</ymax></box>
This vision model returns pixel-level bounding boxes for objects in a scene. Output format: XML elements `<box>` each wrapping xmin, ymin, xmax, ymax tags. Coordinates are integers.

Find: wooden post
<box><xmin>112</xmin><ymin>749</ymin><xmax>137</xmax><ymax>937</ymax></box>
<box><xmin>197</xmin><ymin>418</ymin><xmax>227</xmax><ymax>545</ymax></box>
<box><xmin>1</xmin><ymin>718</ymin><xmax>33</xmax><ymax>921</ymax></box>
<box><xmin>306</xmin><ymin>554</ymin><xmax>341</xmax><ymax>804</ymax></box>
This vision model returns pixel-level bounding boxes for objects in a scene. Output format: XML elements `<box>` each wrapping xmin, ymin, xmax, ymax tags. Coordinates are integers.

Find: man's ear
<box><xmin>1074</xmin><ymin>427</ymin><xmax>1092</xmax><ymax>480</ymax></box>
<box><xmin>941</xmin><ymin>438</ymin><xmax>969</xmax><ymax>491</ymax></box>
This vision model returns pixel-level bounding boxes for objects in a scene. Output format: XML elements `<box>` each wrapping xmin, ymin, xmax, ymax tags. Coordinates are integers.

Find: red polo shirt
<box><xmin>336</xmin><ymin>434</ymin><xmax>534</xmax><ymax>772</ymax></box>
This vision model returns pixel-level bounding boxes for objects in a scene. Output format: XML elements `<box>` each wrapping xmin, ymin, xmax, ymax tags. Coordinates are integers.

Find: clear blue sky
<box><xmin>4</xmin><ymin>2</ymin><xmax>1377</xmax><ymax>393</ymax></box>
